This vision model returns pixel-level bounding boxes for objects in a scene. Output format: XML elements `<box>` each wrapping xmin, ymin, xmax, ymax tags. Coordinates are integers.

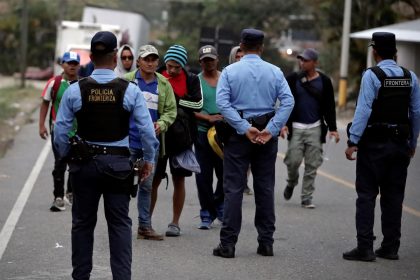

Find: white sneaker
<box><xmin>64</xmin><ymin>192</ymin><xmax>73</xmax><ymax>206</ymax></box>
<box><xmin>50</xmin><ymin>197</ymin><xmax>65</xmax><ymax>212</ymax></box>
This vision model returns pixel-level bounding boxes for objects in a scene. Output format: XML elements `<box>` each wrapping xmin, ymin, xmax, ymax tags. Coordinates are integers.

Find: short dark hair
<box><xmin>241</xmin><ymin>42</ymin><xmax>262</xmax><ymax>52</ymax></box>
<box><xmin>91</xmin><ymin>51</ymin><xmax>116</xmax><ymax>66</ymax></box>
<box><xmin>375</xmin><ymin>48</ymin><xmax>396</xmax><ymax>60</ymax></box>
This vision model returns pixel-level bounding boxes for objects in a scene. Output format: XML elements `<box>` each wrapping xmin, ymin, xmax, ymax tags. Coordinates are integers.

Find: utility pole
<box><xmin>19</xmin><ymin>0</ymin><xmax>28</xmax><ymax>88</ymax></box>
<box><xmin>338</xmin><ymin>0</ymin><xmax>352</xmax><ymax>109</ymax></box>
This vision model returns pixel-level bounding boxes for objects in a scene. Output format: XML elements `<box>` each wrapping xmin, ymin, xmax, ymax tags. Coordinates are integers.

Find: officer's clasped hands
<box><xmin>246</xmin><ymin>127</ymin><xmax>272</xmax><ymax>145</ymax></box>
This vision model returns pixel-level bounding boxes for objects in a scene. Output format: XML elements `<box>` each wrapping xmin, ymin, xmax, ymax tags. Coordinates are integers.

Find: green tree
<box><xmin>306</xmin><ymin>0</ymin><xmax>419</xmax><ymax>98</ymax></box>
<box><xmin>160</xmin><ymin>0</ymin><xmax>307</xmax><ymax>70</ymax></box>
<box><xmin>0</xmin><ymin>0</ymin><xmax>119</xmax><ymax>75</ymax></box>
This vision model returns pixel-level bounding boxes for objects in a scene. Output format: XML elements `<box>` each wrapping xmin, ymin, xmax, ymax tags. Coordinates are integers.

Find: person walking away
<box><xmin>39</xmin><ymin>51</ymin><xmax>80</xmax><ymax>211</ymax></box>
<box><xmin>115</xmin><ymin>44</ymin><xmax>136</xmax><ymax>78</ymax></box>
<box><xmin>343</xmin><ymin>32</ymin><xmax>420</xmax><ymax>262</ymax></box>
<box><xmin>153</xmin><ymin>44</ymin><xmax>203</xmax><ymax>237</ymax></box>
<box><xmin>194</xmin><ymin>45</ymin><xmax>224</xmax><ymax>229</ymax></box>
<box><xmin>213</xmin><ymin>28</ymin><xmax>294</xmax><ymax>258</ymax></box>
<box><xmin>280</xmin><ymin>48</ymin><xmax>340</xmax><ymax>209</ymax></box>
<box><xmin>125</xmin><ymin>44</ymin><xmax>177</xmax><ymax>240</ymax></box>
<box><xmin>54</xmin><ymin>31</ymin><xmax>159</xmax><ymax>279</ymax></box>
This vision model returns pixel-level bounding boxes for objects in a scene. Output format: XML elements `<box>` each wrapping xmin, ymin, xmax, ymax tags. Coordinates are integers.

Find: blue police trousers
<box><xmin>220</xmin><ymin>133</ymin><xmax>278</xmax><ymax>247</ymax></box>
<box><xmin>69</xmin><ymin>155</ymin><xmax>132</xmax><ymax>280</ymax></box>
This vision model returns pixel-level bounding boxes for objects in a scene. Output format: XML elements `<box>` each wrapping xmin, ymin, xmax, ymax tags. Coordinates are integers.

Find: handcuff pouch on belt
<box><xmin>247</xmin><ymin>111</ymin><xmax>275</xmax><ymax>131</ymax></box>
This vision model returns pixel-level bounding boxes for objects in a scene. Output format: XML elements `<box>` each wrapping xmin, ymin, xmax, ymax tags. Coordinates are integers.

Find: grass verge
<box><xmin>0</xmin><ymin>85</ymin><xmax>40</xmax><ymax>158</ymax></box>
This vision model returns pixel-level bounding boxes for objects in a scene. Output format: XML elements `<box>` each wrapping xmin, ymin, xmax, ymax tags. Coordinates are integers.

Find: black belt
<box><xmin>88</xmin><ymin>144</ymin><xmax>130</xmax><ymax>156</ymax></box>
<box><xmin>246</xmin><ymin>111</ymin><xmax>275</xmax><ymax>130</ymax></box>
<box><xmin>363</xmin><ymin>123</ymin><xmax>410</xmax><ymax>140</ymax></box>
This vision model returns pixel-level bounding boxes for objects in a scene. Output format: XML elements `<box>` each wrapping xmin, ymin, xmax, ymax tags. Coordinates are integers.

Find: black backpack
<box><xmin>165</xmin><ymin>107</ymin><xmax>194</xmax><ymax>156</ymax></box>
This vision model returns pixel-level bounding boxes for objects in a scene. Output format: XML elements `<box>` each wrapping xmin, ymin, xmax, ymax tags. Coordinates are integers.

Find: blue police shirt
<box><xmin>216</xmin><ymin>54</ymin><xmax>294</xmax><ymax>136</ymax></box>
<box><xmin>54</xmin><ymin>69</ymin><xmax>159</xmax><ymax>163</ymax></box>
<box><xmin>349</xmin><ymin>59</ymin><xmax>420</xmax><ymax>149</ymax></box>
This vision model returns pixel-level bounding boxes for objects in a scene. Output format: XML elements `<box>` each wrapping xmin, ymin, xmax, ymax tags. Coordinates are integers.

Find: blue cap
<box><xmin>241</xmin><ymin>28</ymin><xmax>264</xmax><ymax>44</ymax></box>
<box><xmin>297</xmin><ymin>48</ymin><xmax>319</xmax><ymax>61</ymax></box>
<box><xmin>61</xmin><ymin>51</ymin><xmax>80</xmax><ymax>64</ymax></box>
<box><xmin>90</xmin><ymin>31</ymin><xmax>117</xmax><ymax>54</ymax></box>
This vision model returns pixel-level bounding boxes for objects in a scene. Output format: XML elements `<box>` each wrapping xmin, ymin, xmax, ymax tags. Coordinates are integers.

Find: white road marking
<box><xmin>0</xmin><ymin>140</ymin><xmax>51</xmax><ymax>260</ymax></box>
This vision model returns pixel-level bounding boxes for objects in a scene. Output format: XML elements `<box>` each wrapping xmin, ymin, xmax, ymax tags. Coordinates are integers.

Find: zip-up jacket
<box><xmin>125</xmin><ymin>70</ymin><xmax>177</xmax><ymax>157</ymax></box>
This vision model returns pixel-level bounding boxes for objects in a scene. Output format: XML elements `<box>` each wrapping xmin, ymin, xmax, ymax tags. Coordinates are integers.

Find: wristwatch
<box><xmin>347</xmin><ymin>140</ymin><xmax>358</xmax><ymax>147</ymax></box>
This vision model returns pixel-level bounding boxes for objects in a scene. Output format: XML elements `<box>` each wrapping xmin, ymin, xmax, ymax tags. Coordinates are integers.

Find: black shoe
<box><xmin>257</xmin><ymin>244</ymin><xmax>273</xmax><ymax>256</ymax></box>
<box><xmin>375</xmin><ymin>247</ymin><xmax>399</xmax><ymax>260</ymax></box>
<box><xmin>213</xmin><ymin>244</ymin><xmax>235</xmax><ymax>258</ymax></box>
<box><xmin>343</xmin><ymin>247</ymin><xmax>376</xmax><ymax>262</ymax></box>
<box><xmin>301</xmin><ymin>199</ymin><xmax>316</xmax><ymax>209</ymax></box>
<box><xmin>283</xmin><ymin>186</ymin><xmax>294</xmax><ymax>200</ymax></box>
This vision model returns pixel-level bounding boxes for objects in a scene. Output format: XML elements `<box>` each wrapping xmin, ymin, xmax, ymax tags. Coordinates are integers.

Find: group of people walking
<box><xmin>37</xmin><ymin>27</ymin><xmax>419</xmax><ymax>279</ymax></box>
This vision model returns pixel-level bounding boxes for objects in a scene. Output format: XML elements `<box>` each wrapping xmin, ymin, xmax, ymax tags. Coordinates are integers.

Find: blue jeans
<box><xmin>130</xmin><ymin>148</ymin><xmax>158</xmax><ymax>228</ymax></box>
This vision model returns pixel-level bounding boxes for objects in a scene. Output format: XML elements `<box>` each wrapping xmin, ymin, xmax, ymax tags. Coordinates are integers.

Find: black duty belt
<box><xmin>88</xmin><ymin>144</ymin><xmax>130</xmax><ymax>156</ymax></box>
<box><xmin>246</xmin><ymin>111</ymin><xmax>275</xmax><ymax>130</ymax></box>
<box><xmin>363</xmin><ymin>123</ymin><xmax>410</xmax><ymax>140</ymax></box>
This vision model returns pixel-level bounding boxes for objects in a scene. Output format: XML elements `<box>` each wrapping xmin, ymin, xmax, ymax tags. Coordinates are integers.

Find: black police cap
<box><xmin>241</xmin><ymin>28</ymin><xmax>264</xmax><ymax>45</ymax></box>
<box><xmin>91</xmin><ymin>31</ymin><xmax>118</xmax><ymax>54</ymax></box>
<box><xmin>369</xmin><ymin>32</ymin><xmax>397</xmax><ymax>53</ymax></box>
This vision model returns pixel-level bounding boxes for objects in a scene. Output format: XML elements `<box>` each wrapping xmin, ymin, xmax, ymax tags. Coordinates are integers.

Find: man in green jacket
<box><xmin>125</xmin><ymin>45</ymin><xmax>177</xmax><ymax>240</ymax></box>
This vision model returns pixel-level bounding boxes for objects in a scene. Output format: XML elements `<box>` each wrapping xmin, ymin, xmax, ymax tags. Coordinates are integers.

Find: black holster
<box><xmin>69</xmin><ymin>137</ymin><xmax>92</xmax><ymax>162</ymax></box>
<box><xmin>248</xmin><ymin>111</ymin><xmax>275</xmax><ymax>131</ymax></box>
<box><xmin>215</xmin><ymin>120</ymin><xmax>235</xmax><ymax>144</ymax></box>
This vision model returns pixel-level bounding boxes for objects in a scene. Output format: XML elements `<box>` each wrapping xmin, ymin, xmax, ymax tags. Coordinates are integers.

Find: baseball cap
<box><xmin>241</xmin><ymin>28</ymin><xmax>264</xmax><ymax>45</ymax></box>
<box><xmin>369</xmin><ymin>32</ymin><xmax>397</xmax><ymax>54</ymax></box>
<box><xmin>297</xmin><ymin>48</ymin><xmax>319</xmax><ymax>61</ymax></box>
<box><xmin>198</xmin><ymin>45</ymin><xmax>218</xmax><ymax>60</ymax></box>
<box><xmin>138</xmin><ymin>45</ymin><xmax>159</xmax><ymax>58</ymax></box>
<box><xmin>90</xmin><ymin>31</ymin><xmax>117</xmax><ymax>54</ymax></box>
<box><xmin>61</xmin><ymin>51</ymin><xmax>80</xmax><ymax>64</ymax></box>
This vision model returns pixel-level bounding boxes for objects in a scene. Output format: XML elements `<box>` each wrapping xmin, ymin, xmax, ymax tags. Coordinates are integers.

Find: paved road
<box><xmin>0</xmin><ymin>108</ymin><xmax>419</xmax><ymax>280</ymax></box>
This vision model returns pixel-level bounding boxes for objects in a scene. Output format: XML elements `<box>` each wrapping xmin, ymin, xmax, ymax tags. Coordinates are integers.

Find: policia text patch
<box><xmin>88</xmin><ymin>88</ymin><xmax>116</xmax><ymax>102</ymax></box>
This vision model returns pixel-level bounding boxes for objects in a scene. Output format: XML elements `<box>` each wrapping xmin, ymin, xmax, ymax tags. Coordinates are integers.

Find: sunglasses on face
<box><xmin>121</xmin><ymin>56</ymin><xmax>134</xmax><ymax>61</ymax></box>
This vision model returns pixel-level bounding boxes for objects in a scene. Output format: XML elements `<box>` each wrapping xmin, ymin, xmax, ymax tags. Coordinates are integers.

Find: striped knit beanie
<box><xmin>164</xmin><ymin>45</ymin><xmax>188</xmax><ymax>68</ymax></box>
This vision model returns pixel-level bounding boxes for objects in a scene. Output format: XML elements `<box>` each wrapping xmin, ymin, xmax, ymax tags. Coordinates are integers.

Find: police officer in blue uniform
<box><xmin>54</xmin><ymin>31</ymin><xmax>159</xmax><ymax>279</ymax></box>
<box><xmin>343</xmin><ymin>32</ymin><xmax>420</xmax><ymax>262</ymax></box>
<box><xmin>213</xmin><ymin>28</ymin><xmax>294</xmax><ymax>258</ymax></box>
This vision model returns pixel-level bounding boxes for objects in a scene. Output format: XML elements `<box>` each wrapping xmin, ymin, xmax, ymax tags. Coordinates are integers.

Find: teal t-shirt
<box><xmin>197</xmin><ymin>73</ymin><xmax>220</xmax><ymax>132</ymax></box>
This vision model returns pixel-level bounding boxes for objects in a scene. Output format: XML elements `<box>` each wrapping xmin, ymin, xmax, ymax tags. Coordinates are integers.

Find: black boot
<box><xmin>343</xmin><ymin>247</ymin><xmax>376</xmax><ymax>262</ymax></box>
